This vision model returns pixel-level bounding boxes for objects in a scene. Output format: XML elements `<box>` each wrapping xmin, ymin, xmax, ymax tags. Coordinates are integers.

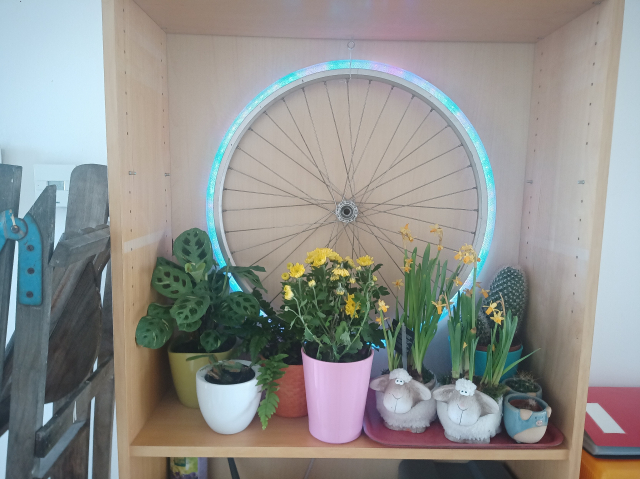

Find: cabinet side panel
<box><xmin>102</xmin><ymin>0</ymin><xmax>172</xmax><ymax>477</ymax></box>
<box><xmin>511</xmin><ymin>1</ymin><xmax>624</xmax><ymax>478</ymax></box>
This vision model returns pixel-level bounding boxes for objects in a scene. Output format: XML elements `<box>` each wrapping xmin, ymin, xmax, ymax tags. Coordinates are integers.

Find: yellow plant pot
<box><xmin>168</xmin><ymin>341</ymin><xmax>236</xmax><ymax>408</ymax></box>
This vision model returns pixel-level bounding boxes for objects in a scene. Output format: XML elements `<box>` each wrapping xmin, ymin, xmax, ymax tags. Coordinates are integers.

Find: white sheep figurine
<box><xmin>369</xmin><ymin>369</ymin><xmax>437</xmax><ymax>433</ymax></box>
<box><xmin>432</xmin><ymin>378</ymin><xmax>502</xmax><ymax>444</ymax></box>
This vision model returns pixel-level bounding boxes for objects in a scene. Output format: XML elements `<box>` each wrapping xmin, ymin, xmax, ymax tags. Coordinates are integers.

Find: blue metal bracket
<box><xmin>0</xmin><ymin>209</ymin><xmax>43</xmax><ymax>306</ymax></box>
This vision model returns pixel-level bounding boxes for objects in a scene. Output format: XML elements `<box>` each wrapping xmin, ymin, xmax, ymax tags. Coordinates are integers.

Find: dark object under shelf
<box><xmin>399</xmin><ymin>460</ymin><xmax>513</xmax><ymax>479</ymax></box>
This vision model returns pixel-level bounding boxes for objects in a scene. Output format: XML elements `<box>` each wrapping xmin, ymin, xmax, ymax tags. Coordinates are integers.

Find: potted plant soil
<box><xmin>503</xmin><ymin>371</ymin><xmax>543</xmax><ymax>399</ymax></box>
<box><xmin>134</xmin><ymin>228</ymin><xmax>267</xmax><ymax>408</ymax></box>
<box><xmin>280</xmin><ymin>249</ymin><xmax>386</xmax><ymax>444</ymax></box>
<box><xmin>503</xmin><ymin>394</ymin><xmax>551</xmax><ymax>443</ymax></box>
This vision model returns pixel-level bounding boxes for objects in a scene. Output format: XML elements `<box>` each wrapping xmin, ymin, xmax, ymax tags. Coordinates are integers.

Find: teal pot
<box><xmin>474</xmin><ymin>343</ymin><xmax>523</xmax><ymax>380</ymax></box>
<box><xmin>503</xmin><ymin>393</ymin><xmax>552</xmax><ymax>444</ymax></box>
<box><xmin>503</xmin><ymin>377</ymin><xmax>542</xmax><ymax>399</ymax></box>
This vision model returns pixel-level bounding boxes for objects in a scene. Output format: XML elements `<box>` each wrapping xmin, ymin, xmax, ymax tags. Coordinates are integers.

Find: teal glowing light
<box><xmin>207</xmin><ymin>60</ymin><xmax>496</xmax><ymax>294</ymax></box>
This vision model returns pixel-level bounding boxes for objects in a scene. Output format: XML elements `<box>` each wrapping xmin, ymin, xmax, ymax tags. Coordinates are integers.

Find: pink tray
<box><xmin>363</xmin><ymin>389</ymin><xmax>564</xmax><ymax>449</ymax></box>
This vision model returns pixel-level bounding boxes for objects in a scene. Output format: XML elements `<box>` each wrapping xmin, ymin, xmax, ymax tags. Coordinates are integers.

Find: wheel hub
<box><xmin>335</xmin><ymin>200</ymin><xmax>358</xmax><ymax>224</ymax></box>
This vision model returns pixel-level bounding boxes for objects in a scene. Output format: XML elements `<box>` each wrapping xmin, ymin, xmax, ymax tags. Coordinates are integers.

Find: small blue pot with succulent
<box><xmin>503</xmin><ymin>393</ymin><xmax>552</xmax><ymax>444</ymax></box>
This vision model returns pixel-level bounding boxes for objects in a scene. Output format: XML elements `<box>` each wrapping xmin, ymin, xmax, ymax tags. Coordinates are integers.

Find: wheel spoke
<box><xmin>324</xmin><ymin>81</ymin><xmax>354</xmax><ymax>199</ymax></box>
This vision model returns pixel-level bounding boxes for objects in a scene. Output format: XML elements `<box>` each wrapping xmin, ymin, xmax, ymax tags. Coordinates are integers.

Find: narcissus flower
<box><xmin>356</xmin><ymin>255</ymin><xmax>374</xmax><ymax>267</ymax></box>
<box><xmin>431</xmin><ymin>299</ymin><xmax>447</xmax><ymax>314</ymax></box>
<box><xmin>393</xmin><ymin>279</ymin><xmax>404</xmax><ymax>289</ymax></box>
<box><xmin>480</xmin><ymin>288</ymin><xmax>489</xmax><ymax>298</ymax></box>
<box><xmin>463</xmin><ymin>342</ymin><xmax>468</xmax><ymax>350</ymax></box>
<box><xmin>454</xmin><ymin>277</ymin><xmax>463</xmax><ymax>286</ymax></box>
<box><xmin>289</xmin><ymin>263</ymin><xmax>305</xmax><ymax>278</ymax></box>
<box><xmin>484</xmin><ymin>302</ymin><xmax>498</xmax><ymax>315</ymax></box>
<box><xmin>399</xmin><ymin>223</ymin><xmax>414</xmax><ymax>242</ymax></box>
<box><xmin>378</xmin><ymin>300</ymin><xmax>388</xmax><ymax>313</ymax></box>
<box><xmin>438</xmin><ymin>245</ymin><xmax>443</xmax><ymax>251</ymax></box>
<box><xmin>281</xmin><ymin>272</ymin><xmax>290</xmax><ymax>280</ymax></box>
<box><xmin>491</xmin><ymin>310</ymin><xmax>504</xmax><ymax>325</ymax></box>
<box><xmin>283</xmin><ymin>285</ymin><xmax>294</xmax><ymax>300</ymax></box>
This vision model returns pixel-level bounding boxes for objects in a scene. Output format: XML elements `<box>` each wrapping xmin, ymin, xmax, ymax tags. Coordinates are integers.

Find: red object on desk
<box><xmin>585</xmin><ymin>387</ymin><xmax>640</xmax><ymax>449</ymax></box>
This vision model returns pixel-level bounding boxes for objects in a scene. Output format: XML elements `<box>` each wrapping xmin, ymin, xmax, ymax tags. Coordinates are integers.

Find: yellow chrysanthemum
<box><xmin>283</xmin><ymin>285</ymin><xmax>294</xmax><ymax>300</ymax></box>
<box><xmin>372</xmin><ymin>275</ymin><xmax>378</xmax><ymax>282</ymax></box>
<box><xmin>333</xmin><ymin>267</ymin><xmax>350</xmax><ymax>277</ymax></box>
<box><xmin>378</xmin><ymin>300</ymin><xmax>388</xmax><ymax>313</ymax></box>
<box><xmin>308</xmin><ymin>280</ymin><xmax>316</xmax><ymax>287</ymax></box>
<box><xmin>281</xmin><ymin>272</ymin><xmax>290</xmax><ymax>281</ymax></box>
<box><xmin>289</xmin><ymin>262</ymin><xmax>305</xmax><ymax>278</ymax></box>
<box><xmin>356</xmin><ymin>266</ymin><xmax>362</xmax><ymax>271</ymax></box>
<box><xmin>349</xmin><ymin>277</ymin><xmax>356</xmax><ymax>284</ymax></box>
<box><xmin>345</xmin><ymin>294</ymin><xmax>360</xmax><ymax>318</ymax></box>
<box><xmin>287</xmin><ymin>262</ymin><xmax>293</xmax><ymax>269</ymax></box>
<box><xmin>330</xmin><ymin>274</ymin><xmax>339</xmax><ymax>281</ymax></box>
<box><xmin>344</xmin><ymin>256</ymin><xmax>355</xmax><ymax>268</ymax></box>
<box><xmin>335</xmin><ymin>286</ymin><xmax>345</xmax><ymax>296</ymax></box>
<box><xmin>356</xmin><ymin>255</ymin><xmax>374</xmax><ymax>267</ymax></box>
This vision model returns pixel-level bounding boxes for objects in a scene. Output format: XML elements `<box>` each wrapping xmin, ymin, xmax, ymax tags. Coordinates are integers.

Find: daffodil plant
<box><xmin>397</xmin><ymin>224</ymin><xmax>460</xmax><ymax>380</ymax></box>
<box><xmin>445</xmin><ymin>244</ymin><xmax>484</xmax><ymax>380</ymax></box>
<box><xmin>279</xmin><ymin>248</ymin><xmax>387</xmax><ymax>363</ymax></box>
<box><xmin>480</xmin><ymin>295</ymin><xmax>539</xmax><ymax>396</ymax></box>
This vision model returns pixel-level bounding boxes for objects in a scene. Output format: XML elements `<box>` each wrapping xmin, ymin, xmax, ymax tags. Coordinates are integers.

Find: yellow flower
<box><xmin>349</xmin><ymin>277</ymin><xmax>356</xmax><ymax>284</ymax></box>
<box><xmin>454</xmin><ymin>277</ymin><xmax>463</xmax><ymax>286</ymax></box>
<box><xmin>492</xmin><ymin>344</ymin><xmax>496</xmax><ymax>352</ymax></box>
<box><xmin>333</xmin><ymin>267</ymin><xmax>350</xmax><ymax>277</ymax></box>
<box><xmin>484</xmin><ymin>302</ymin><xmax>497</xmax><ymax>315</ymax></box>
<box><xmin>430</xmin><ymin>224</ymin><xmax>443</xmax><ymax>235</ymax></box>
<box><xmin>463</xmin><ymin>342</ymin><xmax>468</xmax><ymax>350</ymax></box>
<box><xmin>431</xmin><ymin>299</ymin><xmax>447</xmax><ymax>315</ymax></box>
<box><xmin>344</xmin><ymin>256</ymin><xmax>355</xmax><ymax>268</ymax></box>
<box><xmin>335</xmin><ymin>286</ymin><xmax>345</xmax><ymax>296</ymax></box>
<box><xmin>330</xmin><ymin>274</ymin><xmax>339</xmax><ymax>281</ymax></box>
<box><xmin>308</xmin><ymin>280</ymin><xmax>316</xmax><ymax>287</ymax></box>
<box><xmin>356</xmin><ymin>266</ymin><xmax>362</xmax><ymax>271</ymax></box>
<box><xmin>305</xmin><ymin>247</ymin><xmax>337</xmax><ymax>267</ymax></box>
<box><xmin>328</xmin><ymin>251</ymin><xmax>343</xmax><ymax>263</ymax></box>
<box><xmin>345</xmin><ymin>294</ymin><xmax>360</xmax><ymax>318</ymax></box>
<box><xmin>375</xmin><ymin>315</ymin><xmax>383</xmax><ymax>325</ymax></box>
<box><xmin>480</xmin><ymin>288</ymin><xmax>489</xmax><ymax>299</ymax></box>
<box><xmin>399</xmin><ymin>223</ymin><xmax>414</xmax><ymax>242</ymax></box>
<box><xmin>464</xmin><ymin>288</ymin><xmax>473</xmax><ymax>297</ymax></box>
<box><xmin>404</xmin><ymin>266</ymin><xmax>411</xmax><ymax>273</ymax></box>
<box><xmin>378</xmin><ymin>300</ymin><xmax>388</xmax><ymax>313</ymax></box>
<box><xmin>287</xmin><ymin>262</ymin><xmax>293</xmax><ymax>269</ymax></box>
<box><xmin>372</xmin><ymin>275</ymin><xmax>378</xmax><ymax>282</ymax></box>
<box><xmin>281</xmin><ymin>272</ymin><xmax>290</xmax><ymax>280</ymax></box>
<box><xmin>289</xmin><ymin>263</ymin><xmax>305</xmax><ymax>278</ymax></box>
<box><xmin>454</xmin><ymin>251</ymin><xmax>462</xmax><ymax>261</ymax></box>
<box><xmin>283</xmin><ymin>285</ymin><xmax>294</xmax><ymax>300</ymax></box>
<box><xmin>491</xmin><ymin>310</ymin><xmax>504</xmax><ymax>325</ymax></box>
<box><xmin>393</xmin><ymin>279</ymin><xmax>404</xmax><ymax>289</ymax></box>
<box><xmin>356</xmin><ymin>255</ymin><xmax>374</xmax><ymax>267</ymax></box>
<box><xmin>438</xmin><ymin>245</ymin><xmax>443</xmax><ymax>251</ymax></box>
<box><xmin>404</xmin><ymin>258</ymin><xmax>413</xmax><ymax>267</ymax></box>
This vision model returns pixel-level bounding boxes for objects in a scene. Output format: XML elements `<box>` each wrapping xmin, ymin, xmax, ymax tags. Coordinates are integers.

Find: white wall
<box><xmin>589</xmin><ymin>0</ymin><xmax>640</xmax><ymax>387</ymax></box>
<box><xmin>0</xmin><ymin>0</ymin><xmax>117</xmax><ymax>477</ymax></box>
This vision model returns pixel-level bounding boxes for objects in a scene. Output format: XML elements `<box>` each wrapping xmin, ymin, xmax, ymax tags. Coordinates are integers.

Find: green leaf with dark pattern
<box><xmin>173</xmin><ymin>228</ymin><xmax>216</xmax><ymax>272</ymax></box>
<box><xmin>201</xmin><ymin>330</ymin><xmax>223</xmax><ymax>352</ymax></box>
<box><xmin>151</xmin><ymin>259</ymin><xmax>193</xmax><ymax>299</ymax></box>
<box><xmin>171</xmin><ymin>294</ymin><xmax>211</xmax><ymax>328</ymax></box>
<box><xmin>135</xmin><ymin>316</ymin><xmax>173</xmax><ymax>349</ymax></box>
<box><xmin>227</xmin><ymin>291</ymin><xmax>260</xmax><ymax>317</ymax></box>
<box><xmin>147</xmin><ymin>303</ymin><xmax>173</xmax><ymax>320</ymax></box>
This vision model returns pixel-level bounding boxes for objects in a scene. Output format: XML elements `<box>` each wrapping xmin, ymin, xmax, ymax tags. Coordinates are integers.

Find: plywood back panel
<box><xmin>511</xmin><ymin>1</ymin><xmax>624</xmax><ymax>478</ymax></box>
<box><xmin>102</xmin><ymin>0</ymin><xmax>172</xmax><ymax>477</ymax></box>
<box><xmin>167</xmin><ymin>36</ymin><xmax>534</xmax><ymax>287</ymax></box>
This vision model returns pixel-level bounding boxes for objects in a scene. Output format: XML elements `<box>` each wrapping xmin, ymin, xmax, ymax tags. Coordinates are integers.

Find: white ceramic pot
<box><xmin>195</xmin><ymin>361</ymin><xmax>261</xmax><ymax>434</ymax></box>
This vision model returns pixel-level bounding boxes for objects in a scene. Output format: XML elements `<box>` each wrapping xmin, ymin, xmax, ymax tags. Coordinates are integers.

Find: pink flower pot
<box><xmin>302</xmin><ymin>348</ymin><xmax>374</xmax><ymax>444</ymax></box>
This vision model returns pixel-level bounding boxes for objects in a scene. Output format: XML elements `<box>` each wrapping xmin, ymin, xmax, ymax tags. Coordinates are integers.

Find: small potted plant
<box><xmin>398</xmin><ymin>224</ymin><xmax>461</xmax><ymax>387</ymax></box>
<box><xmin>191</xmin><ymin>352</ymin><xmax>288</xmax><ymax>434</ymax></box>
<box><xmin>503</xmin><ymin>371</ymin><xmax>543</xmax><ymax>399</ymax></box>
<box><xmin>475</xmin><ymin>266</ymin><xmax>528</xmax><ymax>379</ymax></box>
<box><xmin>503</xmin><ymin>394</ymin><xmax>551</xmax><ymax>443</ymax></box>
<box><xmin>134</xmin><ymin>228</ymin><xmax>266</xmax><ymax>408</ymax></box>
<box><xmin>280</xmin><ymin>248</ymin><xmax>386</xmax><ymax>444</ymax></box>
<box><xmin>239</xmin><ymin>288</ymin><xmax>307</xmax><ymax>419</ymax></box>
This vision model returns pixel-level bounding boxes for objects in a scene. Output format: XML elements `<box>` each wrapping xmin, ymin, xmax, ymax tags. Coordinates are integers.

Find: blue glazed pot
<box><xmin>503</xmin><ymin>393</ymin><xmax>552</xmax><ymax>443</ymax></box>
<box><xmin>474</xmin><ymin>344</ymin><xmax>523</xmax><ymax>380</ymax></box>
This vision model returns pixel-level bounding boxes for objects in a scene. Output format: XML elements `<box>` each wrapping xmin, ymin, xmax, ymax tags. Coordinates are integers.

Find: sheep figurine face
<box><xmin>369</xmin><ymin>369</ymin><xmax>436</xmax><ymax>433</ymax></box>
<box><xmin>432</xmin><ymin>378</ymin><xmax>502</xmax><ymax>443</ymax></box>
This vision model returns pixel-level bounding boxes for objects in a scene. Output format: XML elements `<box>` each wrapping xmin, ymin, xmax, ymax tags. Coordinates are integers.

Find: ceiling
<box><xmin>133</xmin><ymin>0</ymin><xmax>598</xmax><ymax>43</ymax></box>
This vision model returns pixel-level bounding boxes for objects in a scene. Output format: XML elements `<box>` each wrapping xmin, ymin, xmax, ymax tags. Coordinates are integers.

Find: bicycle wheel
<box><xmin>207</xmin><ymin>60</ymin><xmax>495</xmax><ymax>305</ymax></box>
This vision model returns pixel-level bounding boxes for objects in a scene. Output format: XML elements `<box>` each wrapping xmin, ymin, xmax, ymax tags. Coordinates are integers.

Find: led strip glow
<box><xmin>207</xmin><ymin>60</ymin><xmax>496</xmax><ymax>296</ymax></box>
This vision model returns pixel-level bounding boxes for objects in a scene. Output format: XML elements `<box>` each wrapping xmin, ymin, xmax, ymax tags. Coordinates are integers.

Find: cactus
<box><xmin>477</xmin><ymin>266</ymin><xmax>527</xmax><ymax>346</ymax></box>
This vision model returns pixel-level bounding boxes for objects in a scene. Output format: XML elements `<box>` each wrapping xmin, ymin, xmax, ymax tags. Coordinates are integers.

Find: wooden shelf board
<box><xmin>130</xmin><ymin>391</ymin><xmax>570</xmax><ymax>460</ymax></box>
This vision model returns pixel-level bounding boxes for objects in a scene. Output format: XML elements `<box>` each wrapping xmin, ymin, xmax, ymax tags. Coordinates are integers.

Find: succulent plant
<box><xmin>505</xmin><ymin>370</ymin><xmax>540</xmax><ymax>394</ymax></box>
<box><xmin>477</xmin><ymin>266</ymin><xmax>527</xmax><ymax>346</ymax></box>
